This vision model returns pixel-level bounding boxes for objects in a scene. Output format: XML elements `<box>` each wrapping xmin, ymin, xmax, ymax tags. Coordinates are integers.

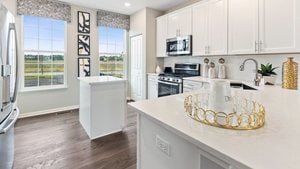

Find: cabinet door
<box><xmin>259</xmin><ymin>0</ymin><xmax>300</xmax><ymax>53</ymax></box>
<box><xmin>167</xmin><ymin>8</ymin><xmax>192</xmax><ymax>38</ymax></box>
<box><xmin>178</xmin><ymin>7</ymin><xmax>192</xmax><ymax>36</ymax></box>
<box><xmin>207</xmin><ymin>0</ymin><xmax>228</xmax><ymax>55</ymax></box>
<box><xmin>192</xmin><ymin>2</ymin><xmax>209</xmax><ymax>56</ymax></box>
<box><xmin>147</xmin><ymin>80</ymin><xmax>158</xmax><ymax>99</ymax></box>
<box><xmin>156</xmin><ymin>16</ymin><xmax>168</xmax><ymax>57</ymax></box>
<box><xmin>228</xmin><ymin>0</ymin><xmax>259</xmax><ymax>55</ymax></box>
<box><xmin>167</xmin><ymin>12</ymin><xmax>180</xmax><ymax>38</ymax></box>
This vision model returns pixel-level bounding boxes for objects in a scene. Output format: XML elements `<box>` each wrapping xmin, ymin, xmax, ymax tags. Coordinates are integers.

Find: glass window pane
<box><xmin>39</xmin><ymin>17</ymin><xmax>52</xmax><ymax>29</ymax></box>
<box><xmin>39</xmin><ymin>64</ymin><xmax>52</xmax><ymax>75</ymax></box>
<box><xmin>53</xmin><ymin>64</ymin><xmax>64</xmax><ymax>73</ymax></box>
<box><xmin>25</xmin><ymin>76</ymin><xmax>38</xmax><ymax>87</ymax></box>
<box><xmin>53</xmin><ymin>53</ymin><xmax>64</xmax><ymax>64</ymax></box>
<box><xmin>52</xmin><ymin>20</ymin><xmax>65</xmax><ymax>30</ymax></box>
<box><xmin>24</xmin><ymin>27</ymin><xmax>38</xmax><ymax>39</ymax></box>
<box><xmin>39</xmin><ymin>53</ymin><xmax>52</xmax><ymax>63</ymax></box>
<box><xmin>52</xmin><ymin>40</ymin><xmax>64</xmax><ymax>51</ymax></box>
<box><xmin>39</xmin><ymin>28</ymin><xmax>52</xmax><ymax>40</ymax></box>
<box><xmin>39</xmin><ymin>75</ymin><xmax>52</xmax><ymax>86</ymax></box>
<box><xmin>52</xmin><ymin>75</ymin><xmax>64</xmax><ymax>85</ymax></box>
<box><xmin>24</xmin><ymin>16</ymin><xmax>38</xmax><ymax>27</ymax></box>
<box><xmin>24</xmin><ymin>52</ymin><xmax>38</xmax><ymax>63</ymax></box>
<box><xmin>52</xmin><ymin>29</ymin><xmax>64</xmax><ymax>41</ymax></box>
<box><xmin>25</xmin><ymin>64</ymin><xmax>38</xmax><ymax>74</ymax></box>
<box><xmin>24</xmin><ymin>38</ymin><xmax>38</xmax><ymax>50</ymax></box>
<box><xmin>39</xmin><ymin>39</ymin><xmax>52</xmax><ymax>51</ymax></box>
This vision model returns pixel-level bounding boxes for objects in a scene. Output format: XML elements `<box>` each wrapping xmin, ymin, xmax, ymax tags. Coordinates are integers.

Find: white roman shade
<box><xmin>17</xmin><ymin>0</ymin><xmax>71</xmax><ymax>22</ymax></box>
<box><xmin>97</xmin><ymin>10</ymin><xmax>130</xmax><ymax>30</ymax></box>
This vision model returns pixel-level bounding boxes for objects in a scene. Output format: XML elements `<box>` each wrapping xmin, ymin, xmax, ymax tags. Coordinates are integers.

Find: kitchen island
<box><xmin>79</xmin><ymin>76</ymin><xmax>127</xmax><ymax>140</ymax></box>
<box><xmin>129</xmin><ymin>84</ymin><xmax>300</xmax><ymax>169</ymax></box>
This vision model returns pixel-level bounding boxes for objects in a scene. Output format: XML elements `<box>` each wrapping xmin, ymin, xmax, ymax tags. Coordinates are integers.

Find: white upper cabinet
<box><xmin>259</xmin><ymin>0</ymin><xmax>300</xmax><ymax>53</ymax></box>
<box><xmin>156</xmin><ymin>16</ymin><xmax>168</xmax><ymax>57</ymax></box>
<box><xmin>193</xmin><ymin>2</ymin><xmax>209</xmax><ymax>56</ymax></box>
<box><xmin>207</xmin><ymin>0</ymin><xmax>228</xmax><ymax>55</ymax></box>
<box><xmin>228</xmin><ymin>0</ymin><xmax>259</xmax><ymax>55</ymax></box>
<box><xmin>192</xmin><ymin>0</ymin><xmax>227</xmax><ymax>56</ymax></box>
<box><xmin>167</xmin><ymin>7</ymin><xmax>192</xmax><ymax>38</ymax></box>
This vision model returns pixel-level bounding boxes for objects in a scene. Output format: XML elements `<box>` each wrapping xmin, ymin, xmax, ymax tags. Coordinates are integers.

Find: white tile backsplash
<box><xmin>164</xmin><ymin>54</ymin><xmax>300</xmax><ymax>88</ymax></box>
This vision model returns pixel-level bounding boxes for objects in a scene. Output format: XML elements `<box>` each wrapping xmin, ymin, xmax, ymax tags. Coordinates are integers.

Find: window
<box><xmin>22</xmin><ymin>15</ymin><xmax>66</xmax><ymax>90</ymax></box>
<box><xmin>99</xmin><ymin>26</ymin><xmax>126</xmax><ymax>78</ymax></box>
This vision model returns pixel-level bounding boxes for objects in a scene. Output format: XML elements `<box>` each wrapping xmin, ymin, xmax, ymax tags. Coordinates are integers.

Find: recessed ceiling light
<box><xmin>124</xmin><ymin>2</ymin><xmax>131</xmax><ymax>7</ymax></box>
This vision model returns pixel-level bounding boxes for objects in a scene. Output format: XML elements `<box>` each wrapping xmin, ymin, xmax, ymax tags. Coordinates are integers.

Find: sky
<box><xmin>23</xmin><ymin>15</ymin><xmax>125</xmax><ymax>55</ymax></box>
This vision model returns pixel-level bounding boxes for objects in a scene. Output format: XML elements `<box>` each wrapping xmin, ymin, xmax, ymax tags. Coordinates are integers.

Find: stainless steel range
<box><xmin>158</xmin><ymin>63</ymin><xmax>200</xmax><ymax>97</ymax></box>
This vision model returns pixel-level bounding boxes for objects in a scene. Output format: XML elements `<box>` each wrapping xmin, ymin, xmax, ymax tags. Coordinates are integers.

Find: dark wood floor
<box><xmin>13</xmin><ymin>105</ymin><xmax>137</xmax><ymax>169</ymax></box>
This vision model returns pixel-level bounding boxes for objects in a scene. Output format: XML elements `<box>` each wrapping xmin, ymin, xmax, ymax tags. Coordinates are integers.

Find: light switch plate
<box><xmin>156</xmin><ymin>135</ymin><xmax>170</xmax><ymax>156</ymax></box>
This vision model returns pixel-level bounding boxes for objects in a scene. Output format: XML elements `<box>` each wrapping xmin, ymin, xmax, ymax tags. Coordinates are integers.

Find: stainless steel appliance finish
<box><xmin>0</xmin><ymin>3</ymin><xmax>19</xmax><ymax>169</ymax></box>
<box><xmin>158</xmin><ymin>63</ymin><xmax>200</xmax><ymax>97</ymax></box>
<box><xmin>166</xmin><ymin>36</ymin><xmax>192</xmax><ymax>56</ymax></box>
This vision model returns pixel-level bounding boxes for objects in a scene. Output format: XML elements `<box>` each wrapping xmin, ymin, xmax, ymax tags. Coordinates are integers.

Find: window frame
<box><xmin>20</xmin><ymin>15</ymin><xmax>68</xmax><ymax>92</ymax></box>
<box><xmin>98</xmin><ymin>26</ymin><xmax>128</xmax><ymax>79</ymax></box>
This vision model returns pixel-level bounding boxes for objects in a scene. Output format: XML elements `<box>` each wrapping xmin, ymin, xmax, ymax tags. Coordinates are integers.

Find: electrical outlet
<box><xmin>156</xmin><ymin>135</ymin><xmax>170</xmax><ymax>156</ymax></box>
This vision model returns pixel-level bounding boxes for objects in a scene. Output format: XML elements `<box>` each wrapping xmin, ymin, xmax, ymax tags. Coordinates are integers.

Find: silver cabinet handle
<box><xmin>255</xmin><ymin>41</ymin><xmax>258</xmax><ymax>52</ymax></box>
<box><xmin>259</xmin><ymin>40</ymin><xmax>263</xmax><ymax>52</ymax></box>
<box><xmin>0</xmin><ymin>107</ymin><xmax>19</xmax><ymax>134</ymax></box>
<box><xmin>207</xmin><ymin>46</ymin><xmax>210</xmax><ymax>54</ymax></box>
<box><xmin>7</xmin><ymin>23</ymin><xmax>18</xmax><ymax>103</ymax></box>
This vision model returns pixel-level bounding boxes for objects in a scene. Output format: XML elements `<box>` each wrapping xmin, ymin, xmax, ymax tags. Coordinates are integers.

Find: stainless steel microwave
<box><xmin>166</xmin><ymin>35</ymin><xmax>192</xmax><ymax>56</ymax></box>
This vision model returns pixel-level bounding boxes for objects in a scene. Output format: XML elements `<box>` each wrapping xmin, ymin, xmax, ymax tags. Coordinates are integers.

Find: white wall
<box><xmin>130</xmin><ymin>8</ymin><xmax>164</xmax><ymax>73</ymax></box>
<box><xmin>2</xmin><ymin>0</ymin><xmax>99</xmax><ymax>114</ymax></box>
<box><xmin>164</xmin><ymin>54</ymin><xmax>300</xmax><ymax>87</ymax></box>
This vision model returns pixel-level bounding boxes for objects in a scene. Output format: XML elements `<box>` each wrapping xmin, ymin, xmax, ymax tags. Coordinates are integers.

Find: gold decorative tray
<box><xmin>184</xmin><ymin>95</ymin><xmax>266</xmax><ymax>130</ymax></box>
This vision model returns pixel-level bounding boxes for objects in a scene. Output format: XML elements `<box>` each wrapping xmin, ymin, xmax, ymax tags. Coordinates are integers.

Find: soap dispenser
<box><xmin>218</xmin><ymin>58</ymin><xmax>226</xmax><ymax>79</ymax></box>
<box><xmin>208</xmin><ymin>62</ymin><xmax>216</xmax><ymax>79</ymax></box>
<box><xmin>203</xmin><ymin>58</ymin><xmax>210</xmax><ymax>78</ymax></box>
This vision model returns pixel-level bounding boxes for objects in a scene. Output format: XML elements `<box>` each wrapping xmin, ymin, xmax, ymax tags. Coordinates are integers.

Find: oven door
<box><xmin>158</xmin><ymin>81</ymin><xmax>182</xmax><ymax>97</ymax></box>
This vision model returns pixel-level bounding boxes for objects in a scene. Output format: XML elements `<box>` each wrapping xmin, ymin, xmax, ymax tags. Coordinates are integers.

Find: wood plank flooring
<box><xmin>13</xmin><ymin>105</ymin><xmax>137</xmax><ymax>169</ymax></box>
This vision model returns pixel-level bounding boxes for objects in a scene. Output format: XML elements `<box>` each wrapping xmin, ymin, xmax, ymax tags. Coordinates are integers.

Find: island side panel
<box><xmin>138</xmin><ymin>114</ymin><xmax>201</xmax><ymax>169</ymax></box>
<box><xmin>79</xmin><ymin>81</ymin><xmax>92</xmax><ymax>138</ymax></box>
<box><xmin>90</xmin><ymin>82</ymin><xmax>126</xmax><ymax>139</ymax></box>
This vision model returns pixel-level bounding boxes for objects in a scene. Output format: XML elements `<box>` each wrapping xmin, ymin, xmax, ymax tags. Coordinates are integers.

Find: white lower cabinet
<box><xmin>138</xmin><ymin>115</ymin><xmax>243</xmax><ymax>169</ymax></box>
<box><xmin>183</xmin><ymin>80</ymin><xmax>210</xmax><ymax>93</ymax></box>
<box><xmin>147</xmin><ymin>74</ymin><xmax>158</xmax><ymax>99</ymax></box>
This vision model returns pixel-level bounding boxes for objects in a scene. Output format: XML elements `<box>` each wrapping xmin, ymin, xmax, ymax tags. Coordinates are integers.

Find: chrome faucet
<box><xmin>240</xmin><ymin>58</ymin><xmax>261</xmax><ymax>86</ymax></box>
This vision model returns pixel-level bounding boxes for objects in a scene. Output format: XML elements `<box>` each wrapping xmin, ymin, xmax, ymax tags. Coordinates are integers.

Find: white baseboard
<box><xmin>18</xmin><ymin>105</ymin><xmax>79</xmax><ymax>119</ymax></box>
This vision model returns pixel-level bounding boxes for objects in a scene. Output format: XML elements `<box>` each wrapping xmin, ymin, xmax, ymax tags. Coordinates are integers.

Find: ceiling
<box><xmin>59</xmin><ymin>0</ymin><xmax>190</xmax><ymax>15</ymax></box>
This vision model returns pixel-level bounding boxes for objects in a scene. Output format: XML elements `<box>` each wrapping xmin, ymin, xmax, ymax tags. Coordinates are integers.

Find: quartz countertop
<box><xmin>129</xmin><ymin>84</ymin><xmax>300</xmax><ymax>169</ymax></box>
<box><xmin>78</xmin><ymin>76</ymin><xmax>126</xmax><ymax>84</ymax></box>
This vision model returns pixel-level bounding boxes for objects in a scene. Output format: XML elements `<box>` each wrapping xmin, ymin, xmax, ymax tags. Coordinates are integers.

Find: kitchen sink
<box><xmin>230</xmin><ymin>82</ymin><xmax>258</xmax><ymax>90</ymax></box>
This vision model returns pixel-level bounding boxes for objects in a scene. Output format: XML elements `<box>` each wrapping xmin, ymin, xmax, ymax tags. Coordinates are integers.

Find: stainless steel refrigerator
<box><xmin>0</xmin><ymin>3</ymin><xmax>20</xmax><ymax>169</ymax></box>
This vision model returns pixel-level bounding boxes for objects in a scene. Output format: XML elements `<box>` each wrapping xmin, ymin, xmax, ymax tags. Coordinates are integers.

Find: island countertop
<box><xmin>78</xmin><ymin>76</ymin><xmax>126</xmax><ymax>84</ymax></box>
<box><xmin>129</xmin><ymin>85</ymin><xmax>300</xmax><ymax>169</ymax></box>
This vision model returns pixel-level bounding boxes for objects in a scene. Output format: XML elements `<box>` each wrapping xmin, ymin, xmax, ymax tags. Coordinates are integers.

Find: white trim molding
<box><xmin>18</xmin><ymin>105</ymin><xmax>79</xmax><ymax>119</ymax></box>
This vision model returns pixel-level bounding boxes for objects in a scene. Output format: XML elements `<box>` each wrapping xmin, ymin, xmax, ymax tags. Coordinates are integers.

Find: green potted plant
<box><xmin>258</xmin><ymin>63</ymin><xmax>278</xmax><ymax>85</ymax></box>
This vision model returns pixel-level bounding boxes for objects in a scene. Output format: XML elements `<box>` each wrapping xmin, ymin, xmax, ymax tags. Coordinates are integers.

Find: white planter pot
<box><xmin>263</xmin><ymin>75</ymin><xmax>277</xmax><ymax>85</ymax></box>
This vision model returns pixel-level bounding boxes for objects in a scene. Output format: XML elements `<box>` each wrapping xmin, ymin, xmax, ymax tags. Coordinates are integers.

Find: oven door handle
<box><xmin>0</xmin><ymin>108</ymin><xmax>19</xmax><ymax>134</ymax></box>
<box><xmin>159</xmin><ymin>81</ymin><xmax>180</xmax><ymax>86</ymax></box>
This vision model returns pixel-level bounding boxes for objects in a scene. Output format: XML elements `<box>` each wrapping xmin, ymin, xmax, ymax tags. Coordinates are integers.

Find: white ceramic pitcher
<box><xmin>208</xmin><ymin>80</ymin><xmax>233</xmax><ymax>113</ymax></box>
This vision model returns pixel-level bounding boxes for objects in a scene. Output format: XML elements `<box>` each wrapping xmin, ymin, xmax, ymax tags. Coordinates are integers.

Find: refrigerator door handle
<box><xmin>7</xmin><ymin>23</ymin><xmax>18</xmax><ymax>103</ymax></box>
<box><xmin>0</xmin><ymin>107</ymin><xmax>19</xmax><ymax>134</ymax></box>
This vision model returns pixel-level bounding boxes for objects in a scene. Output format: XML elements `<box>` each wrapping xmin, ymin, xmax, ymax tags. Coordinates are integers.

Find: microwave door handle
<box><xmin>7</xmin><ymin>23</ymin><xmax>18</xmax><ymax>103</ymax></box>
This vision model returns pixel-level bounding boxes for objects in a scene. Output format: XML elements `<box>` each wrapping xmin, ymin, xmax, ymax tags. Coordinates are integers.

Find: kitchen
<box><xmin>0</xmin><ymin>0</ymin><xmax>300</xmax><ymax>168</ymax></box>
